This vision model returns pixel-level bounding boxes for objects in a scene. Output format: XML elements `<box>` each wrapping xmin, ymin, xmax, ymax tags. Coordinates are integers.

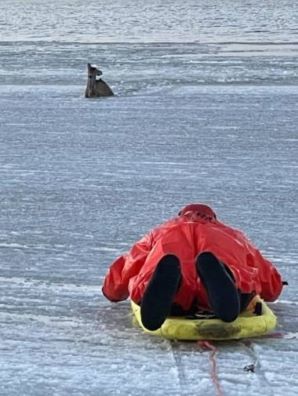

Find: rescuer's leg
<box><xmin>140</xmin><ymin>254</ymin><xmax>181</xmax><ymax>331</ymax></box>
<box><xmin>196</xmin><ymin>252</ymin><xmax>240</xmax><ymax>322</ymax></box>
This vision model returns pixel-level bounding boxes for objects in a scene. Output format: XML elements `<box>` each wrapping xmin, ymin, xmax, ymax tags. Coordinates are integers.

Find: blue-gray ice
<box><xmin>0</xmin><ymin>1</ymin><xmax>297</xmax><ymax>395</ymax></box>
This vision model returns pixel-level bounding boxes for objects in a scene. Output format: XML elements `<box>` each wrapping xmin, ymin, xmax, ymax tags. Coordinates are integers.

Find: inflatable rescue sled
<box><xmin>131</xmin><ymin>296</ymin><xmax>277</xmax><ymax>340</ymax></box>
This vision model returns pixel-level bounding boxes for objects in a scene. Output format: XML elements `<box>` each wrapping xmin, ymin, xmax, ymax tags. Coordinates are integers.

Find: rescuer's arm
<box><xmin>102</xmin><ymin>233</ymin><xmax>153</xmax><ymax>302</ymax></box>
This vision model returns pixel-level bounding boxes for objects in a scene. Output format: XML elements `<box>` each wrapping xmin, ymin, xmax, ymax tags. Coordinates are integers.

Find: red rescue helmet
<box><xmin>178</xmin><ymin>203</ymin><xmax>217</xmax><ymax>220</ymax></box>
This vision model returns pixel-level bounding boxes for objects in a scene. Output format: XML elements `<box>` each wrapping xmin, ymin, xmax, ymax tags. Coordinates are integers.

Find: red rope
<box><xmin>198</xmin><ymin>341</ymin><xmax>224</xmax><ymax>396</ymax></box>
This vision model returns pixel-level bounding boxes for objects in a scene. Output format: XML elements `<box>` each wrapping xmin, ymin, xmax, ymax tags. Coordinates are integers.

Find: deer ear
<box><xmin>87</xmin><ymin>63</ymin><xmax>91</xmax><ymax>68</ymax></box>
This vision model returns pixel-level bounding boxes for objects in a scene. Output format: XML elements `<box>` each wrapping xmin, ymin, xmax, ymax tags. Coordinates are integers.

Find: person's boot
<box><xmin>196</xmin><ymin>252</ymin><xmax>240</xmax><ymax>322</ymax></box>
<box><xmin>140</xmin><ymin>254</ymin><xmax>181</xmax><ymax>331</ymax></box>
<box><xmin>239</xmin><ymin>292</ymin><xmax>255</xmax><ymax>312</ymax></box>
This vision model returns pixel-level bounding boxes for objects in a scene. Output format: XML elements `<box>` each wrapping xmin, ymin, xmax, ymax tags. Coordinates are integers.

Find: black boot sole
<box><xmin>140</xmin><ymin>254</ymin><xmax>181</xmax><ymax>331</ymax></box>
<box><xmin>196</xmin><ymin>252</ymin><xmax>240</xmax><ymax>322</ymax></box>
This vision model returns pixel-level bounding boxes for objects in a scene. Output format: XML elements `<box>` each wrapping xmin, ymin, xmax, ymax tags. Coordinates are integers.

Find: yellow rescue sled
<box><xmin>131</xmin><ymin>296</ymin><xmax>277</xmax><ymax>340</ymax></box>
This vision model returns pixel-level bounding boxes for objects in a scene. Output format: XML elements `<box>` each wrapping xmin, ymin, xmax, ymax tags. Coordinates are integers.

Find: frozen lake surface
<box><xmin>0</xmin><ymin>0</ymin><xmax>298</xmax><ymax>395</ymax></box>
<box><xmin>1</xmin><ymin>84</ymin><xmax>297</xmax><ymax>396</ymax></box>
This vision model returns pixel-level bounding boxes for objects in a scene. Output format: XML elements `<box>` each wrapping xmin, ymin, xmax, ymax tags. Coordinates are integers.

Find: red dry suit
<box><xmin>102</xmin><ymin>204</ymin><xmax>283</xmax><ymax>311</ymax></box>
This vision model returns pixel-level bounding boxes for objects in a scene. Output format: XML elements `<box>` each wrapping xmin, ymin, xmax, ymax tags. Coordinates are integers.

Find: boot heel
<box><xmin>196</xmin><ymin>252</ymin><xmax>240</xmax><ymax>322</ymax></box>
<box><xmin>140</xmin><ymin>255</ymin><xmax>181</xmax><ymax>331</ymax></box>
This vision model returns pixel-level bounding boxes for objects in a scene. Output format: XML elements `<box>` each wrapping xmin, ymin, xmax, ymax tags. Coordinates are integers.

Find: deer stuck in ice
<box><xmin>85</xmin><ymin>63</ymin><xmax>114</xmax><ymax>98</ymax></box>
